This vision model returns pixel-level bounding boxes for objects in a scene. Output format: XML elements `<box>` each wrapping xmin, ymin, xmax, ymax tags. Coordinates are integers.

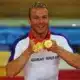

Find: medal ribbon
<box><xmin>28</xmin><ymin>30</ymin><xmax>51</xmax><ymax>44</ymax></box>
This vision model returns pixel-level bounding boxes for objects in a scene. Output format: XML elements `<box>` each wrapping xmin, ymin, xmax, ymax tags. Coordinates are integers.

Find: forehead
<box><xmin>31</xmin><ymin>8</ymin><xmax>48</xmax><ymax>15</ymax></box>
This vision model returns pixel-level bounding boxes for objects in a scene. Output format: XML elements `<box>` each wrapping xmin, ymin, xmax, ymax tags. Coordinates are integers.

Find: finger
<box><xmin>29</xmin><ymin>40</ymin><xmax>34</xmax><ymax>47</ymax></box>
<box><xmin>51</xmin><ymin>40</ymin><xmax>57</xmax><ymax>46</ymax></box>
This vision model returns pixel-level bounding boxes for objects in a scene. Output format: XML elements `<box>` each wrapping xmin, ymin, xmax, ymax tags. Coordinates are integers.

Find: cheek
<box><xmin>45</xmin><ymin>21</ymin><xmax>49</xmax><ymax>27</ymax></box>
<box><xmin>31</xmin><ymin>21</ymin><xmax>39</xmax><ymax>26</ymax></box>
<box><xmin>44</xmin><ymin>19</ymin><xmax>49</xmax><ymax>24</ymax></box>
<box><xmin>30</xmin><ymin>19</ymin><xmax>49</xmax><ymax>27</ymax></box>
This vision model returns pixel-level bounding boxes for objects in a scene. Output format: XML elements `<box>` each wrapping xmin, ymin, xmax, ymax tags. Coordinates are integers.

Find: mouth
<box><xmin>38</xmin><ymin>25</ymin><xmax>44</xmax><ymax>29</ymax></box>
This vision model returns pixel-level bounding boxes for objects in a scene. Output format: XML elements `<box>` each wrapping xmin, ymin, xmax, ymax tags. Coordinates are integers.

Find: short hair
<box><xmin>28</xmin><ymin>2</ymin><xmax>48</xmax><ymax>19</ymax></box>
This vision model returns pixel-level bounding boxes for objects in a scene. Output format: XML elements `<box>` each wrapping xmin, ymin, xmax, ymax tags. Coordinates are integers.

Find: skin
<box><xmin>6</xmin><ymin>8</ymin><xmax>50</xmax><ymax>77</ymax></box>
<box><xmin>5</xmin><ymin>7</ymin><xmax>80</xmax><ymax>77</ymax></box>
<box><xmin>29</xmin><ymin>8</ymin><xmax>49</xmax><ymax>40</ymax></box>
<box><xmin>48</xmin><ymin>40</ymin><xmax>80</xmax><ymax>69</ymax></box>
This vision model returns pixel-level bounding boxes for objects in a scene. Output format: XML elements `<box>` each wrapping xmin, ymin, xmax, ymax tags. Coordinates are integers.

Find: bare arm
<box><xmin>48</xmin><ymin>41</ymin><xmax>80</xmax><ymax>69</ymax></box>
<box><xmin>6</xmin><ymin>48</ymin><xmax>32</xmax><ymax>77</ymax></box>
<box><xmin>55</xmin><ymin>46</ymin><xmax>80</xmax><ymax>69</ymax></box>
<box><xmin>6</xmin><ymin>40</ymin><xmax>34</xmax><ymax>77</ymax></box>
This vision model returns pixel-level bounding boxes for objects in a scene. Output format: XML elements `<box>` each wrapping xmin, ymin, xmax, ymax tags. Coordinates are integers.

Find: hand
<box><xmin>47</xmin><ymin>40</ymin><xmax>59</xmax><ymax>53</ymax></box>
<box><xmin>27</xmin><ymin>40</ymin><xmax>34</xmax><ymax>54</ymax></box>
<box><xmin>23</xmin><ymin>40</ymin><xmax>34</xmax><ymax>58</ymax></box>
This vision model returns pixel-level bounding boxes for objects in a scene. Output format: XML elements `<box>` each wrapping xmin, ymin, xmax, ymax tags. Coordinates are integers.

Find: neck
<box><xmin>31</xmin><ymin>29</ymin><xmax>48</xmax><ymax>40</ymax></box>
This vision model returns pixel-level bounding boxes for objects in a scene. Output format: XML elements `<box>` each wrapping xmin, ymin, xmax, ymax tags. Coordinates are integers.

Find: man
<box><xmin>6</xmin><ymin>2</ymin><xmax>80</xmax><ymax>80</ymax></box>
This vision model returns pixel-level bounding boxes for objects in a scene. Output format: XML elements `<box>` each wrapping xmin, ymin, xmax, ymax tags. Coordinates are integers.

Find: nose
<box><xmin>39</xmin><ymin>18</ymin><xmax>44</xmax><ymax>24</ymax></box>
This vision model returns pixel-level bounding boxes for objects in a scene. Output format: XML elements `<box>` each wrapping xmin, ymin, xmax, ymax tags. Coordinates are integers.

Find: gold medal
<box><xmin>44</xmin><ymin>40</ymin><xmax>52</xmax><ymax>48</ymax></box>
<box><xmin>33</xmin><ymin>42</ymin><xmax>44</xmax><ymax>52</ymax></box>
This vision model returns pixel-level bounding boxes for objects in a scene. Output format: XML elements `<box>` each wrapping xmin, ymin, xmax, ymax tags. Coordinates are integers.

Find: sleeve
<box><xmin>13</xmin><ymin>41</ymin><xmax>23</xmax><ymax>60</ymax></box>
<box><xmin>13</xmin><ymin>38</ymin><xmax>29</xmax><ymax>60</ymax></box>
<box><xmin>57</xmin><ymin>36</ymin><xmax>73</xmax><ymax>53</ymax></box>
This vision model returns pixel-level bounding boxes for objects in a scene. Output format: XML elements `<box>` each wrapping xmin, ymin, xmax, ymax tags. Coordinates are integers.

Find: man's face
<box><xmin>29</xmin><ymin>8</ymin><xmax>49</xmax><ymax>34</ymax></box>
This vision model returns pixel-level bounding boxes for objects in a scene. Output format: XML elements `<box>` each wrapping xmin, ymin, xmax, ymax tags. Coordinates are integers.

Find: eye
<box><xmin>42</xmin><ymin>16</ymin><xmax>48</xmax><ymax>19</ymax></box>
<box><xmin>33</xmin><ymin>16</ymin><xmax>39</xmax><ymax>19</ymax></box>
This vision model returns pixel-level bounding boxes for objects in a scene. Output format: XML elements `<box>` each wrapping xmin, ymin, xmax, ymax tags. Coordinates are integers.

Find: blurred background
<box><xmin>0</xmin><ymin>0</ymin><xmax>80</xmax><ymax>26</ymax></box>
<box><xmin>0</xmin><ymin>0</ymin><xmax>80</xmax><ymax>79</ymax></box>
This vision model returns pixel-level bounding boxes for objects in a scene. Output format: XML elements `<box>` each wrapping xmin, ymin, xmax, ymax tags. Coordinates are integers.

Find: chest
<box><xmin>27</xmin><ymin>50</ymin><xmax>60</xmax><ymax>68</ymax></box>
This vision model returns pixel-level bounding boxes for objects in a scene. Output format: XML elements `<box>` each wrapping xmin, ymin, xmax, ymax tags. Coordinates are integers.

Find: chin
<box><xmin>38</xmin><ymin>31</ymin><xmax>46</xmax><ymax>34</ymax></box>
<box><xmin>36</xmin><ymin>28</ymin><xmax>48</xmax><ymax>34</ymax></box>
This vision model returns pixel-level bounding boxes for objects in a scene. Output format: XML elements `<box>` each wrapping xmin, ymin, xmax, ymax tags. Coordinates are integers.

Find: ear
<box><xmin>28</xmin><ymin>18</ymin><xmax>31</xmax><ymax>25</ymax></box>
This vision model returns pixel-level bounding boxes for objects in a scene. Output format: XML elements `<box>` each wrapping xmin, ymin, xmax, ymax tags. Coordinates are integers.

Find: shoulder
<box><xmin>15</xmin><ymin>36</ymin><xmax>29</xmax><ymax>53</ymax></box>
<box><xmin>51</xmin><ymin>34</ymin><xmax>73</xmax><ymax>52</ymax></box>
<box><xmin>16</xmin><ymin>37</ymin><xmax>29</xmax><ymax>48</ymax></box>
<box><xmin>13</xmin><ymin>37</ymin><xmax>29</xmax><ymax>60</ymax></box>
<box><xmin>51</xmin><ymin>34</ymin><xmax>67</xmax><ymax>42</ymax></box>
